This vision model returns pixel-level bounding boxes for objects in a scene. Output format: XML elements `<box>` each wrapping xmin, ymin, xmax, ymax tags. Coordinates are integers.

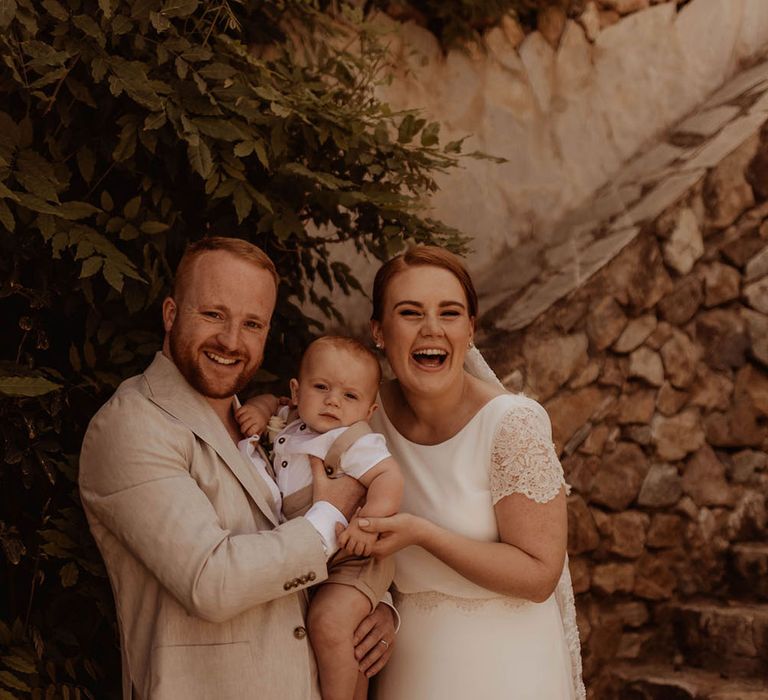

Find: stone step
<box><xmin>604</xmin><ymin>661</ymin><xmax>768</xmax><ymax>700</ymax></box>
<box><xmin>730</xmin><ymin>543</ymin><xmax>768</xmax><ymax>599</ymax></box>
<box><xmin>660</xmin><ymin>600</ymin><xmax>768</xmax><ymax>677</ymax></box>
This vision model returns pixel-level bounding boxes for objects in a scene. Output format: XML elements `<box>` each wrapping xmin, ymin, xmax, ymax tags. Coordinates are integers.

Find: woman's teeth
<box><xmin>412</xmin><ymin>349</ymin><xmax>448</xmax><ymax>366</ymax></box>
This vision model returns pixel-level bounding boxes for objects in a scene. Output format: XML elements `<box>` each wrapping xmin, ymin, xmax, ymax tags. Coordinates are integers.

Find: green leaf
<box><xmin>0</xmin><ymin>201</ymin><xmax>14</xmax><ymax>232</ymax></box>
<box><xmin>232</xmin><ymin>185</ymin><xmax>251</xmax><ymax>223</ymax></box>
<box><xmin>253</xmin><ymin>140</ymin><xmax>269</xmax><ymax>170</ymax></box>
<box><xmin>73</xmin><ymin>15</ymin><xmax>106</xmax><ymax>48</ymax></box>
<box><xmin>0</xmin><ymin>376</ymin><xmax>61</xmax><ymax>397</ymax></box>
<box><xmin>59</xmin><ymin>562</ymin><xmax>78</xmax><ymax>588</ymax></box>
<box><xmin>98</xmin><ymin>0</ymin><xmax>115</xmax><ymax>19</ymax></box>
<box><xmin>163</xmin><ymin>0</ymin><xmax>198</xmax><ymax>18</ymax></box>
<box><xmin>80</xmin><ymin>256</ymin><xmax>103</xmax><ymax>278</ymax></box>
<box><xmin>0</xmin><ymin>670</ymin><xmax>30</xmax><ymax>692</ymax></box>
<box><xmin>15</xmin><ymin>149</ymin><xmax>60</xmax><ymax>203</ymax></box>
<box><xmin>58</xmin><ymin>201</ymin><xmax>100</xmax><ymax>220</ymax></box>
<box><xmin>101</xmin><ymin>190</ymin><xmax>114</xmax><ymax>212</ymax></box>
<box><xmin>113</xmin><ymin>119</ymin><xmax>137</xmax><ymax>162</ymax></box>
<box><xmin>76</xmin><ymin>146</ymin><xmax>95</xmax><ymax>183</ymax></box>
<box><xmin>420</xmin><ymin>121</ymin><xmax>440</xmax><ymax>147</ymax></box>
<box><xmin>102</xmin><ymin>261</ymin><xmax>124</xmax><ymax>291</ymax></box>
<box><xmin>42</xmin><ymin>0</ymin><xmax>68</xmax><ymax>22</ymax></box>
<box><xmin>0</xmin><ymin>0</ymin><xmax>17</xmax><ymax>29</ymax></box>
<box><xmin>187</xmin><ymin>139</ymin><xmax>213</xmax><ymax>179</ymax></box>
<box><xmin>233</xmin><ymin>141</ymin><xmax>253</xmax><ymax>157</ymax></box>
<box><xmin>123</xmin><ymin>195</ymin><xmax>140</xmax><ymax>219</ymax></box>
<box><xmin>139</xmin><ymin>221</ymin><xmax>169</xmax><ymax>234</ymax></box>
<box><xmin>149</xmin><ymin>10</ymin><xmax>171</xmax><ymax>32</ymax></box>
<box><xmin>2</xmin><ymin>653</ymin><xmax>36</xmax><ymax>675</ymax></box>
<box><xmin>144</xmin><ymin>111</ymin><xmax>166</xmax><ymax>131</ymax></box>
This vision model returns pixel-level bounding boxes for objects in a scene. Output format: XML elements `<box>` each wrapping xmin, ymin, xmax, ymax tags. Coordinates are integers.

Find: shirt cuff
<box><xmin>304</xmin><ymin>501</ymin><xmax>348</xmax><ymax>558</ymax></box>
<box><xmin>378</xmin><ymin>590</ymin><xmax>401</xmax><ymax>634</ymax></box>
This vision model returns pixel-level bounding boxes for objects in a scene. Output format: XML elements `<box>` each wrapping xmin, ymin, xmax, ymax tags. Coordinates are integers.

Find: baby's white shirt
<box><xmin>272</xmin><ymin>418</ymin><xmax>391</xmax><ymax>497</ymax></box>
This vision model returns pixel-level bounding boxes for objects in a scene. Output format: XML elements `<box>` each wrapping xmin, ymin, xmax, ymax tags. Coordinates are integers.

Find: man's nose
<box><xmin>216</xmin><ymin>321</ymin><xmax>240</xmax><ymax>350</ymax></box>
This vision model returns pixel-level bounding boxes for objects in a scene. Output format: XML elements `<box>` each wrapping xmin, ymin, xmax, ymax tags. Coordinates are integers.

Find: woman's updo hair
<box><xmin>371</xmin><ymin>245</ymin><xmax>479</xmax><ymax>322</ymax></box>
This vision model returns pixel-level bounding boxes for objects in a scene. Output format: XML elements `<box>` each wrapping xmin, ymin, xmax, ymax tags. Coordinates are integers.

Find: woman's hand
<box><xmin>356</xmin><ymin>513</ymin><xmax>429</xmax><ymax>558</ymax></box>
<box><xmin>353</xmin><ymin>602</ymin><xmax>396</xmax><ymax>678</ymax></box>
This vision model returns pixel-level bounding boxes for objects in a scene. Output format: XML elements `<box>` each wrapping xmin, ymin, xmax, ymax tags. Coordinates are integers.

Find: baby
<box><xmin>236</xmin><ymin>336</ymin><xmax>403</xmax><ymax>700</ymax></box>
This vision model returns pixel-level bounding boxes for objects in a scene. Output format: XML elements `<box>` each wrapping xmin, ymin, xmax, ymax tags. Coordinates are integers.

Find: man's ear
<box><xmin>289</xmin><ymin>378</ymin><xmax>300</xmax><ymax>406</ymax></box>
<box><xmin>162</xmin><ymin>297</ymin><xmax>177</xmax><ymax>333</ymax></box>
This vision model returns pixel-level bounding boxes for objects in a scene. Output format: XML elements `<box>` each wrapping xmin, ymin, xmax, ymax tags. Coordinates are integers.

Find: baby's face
<box><xmin>290</xmin><ymin>348</ymin><xmax>378</xmax><ymax>433</ymax></box>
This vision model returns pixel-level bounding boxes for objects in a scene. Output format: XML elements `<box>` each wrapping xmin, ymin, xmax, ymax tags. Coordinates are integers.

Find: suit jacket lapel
<box><xmin>143</xmin><ymin>352</ymin><xmax>280</xmax><ymax>527</ymax></box>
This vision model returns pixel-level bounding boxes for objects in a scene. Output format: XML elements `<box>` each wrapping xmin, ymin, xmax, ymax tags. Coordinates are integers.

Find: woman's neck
<box><xmin>385</xmin><ymin>373</ymin><xmax>493</xmax><ymax>445</ymax></box>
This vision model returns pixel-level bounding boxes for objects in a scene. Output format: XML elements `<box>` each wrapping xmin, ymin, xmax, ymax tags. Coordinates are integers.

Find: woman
<box><xmin>358</xmin><ymin>246</ymin><xmax>584</xmax><ymax>699</ymax></box>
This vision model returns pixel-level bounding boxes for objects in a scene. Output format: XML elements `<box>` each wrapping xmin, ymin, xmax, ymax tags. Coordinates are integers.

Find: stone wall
<box><xmin>329</xmin><ymin>0</ymin><xmax>768</xmax><ymax>330</ymax></box>
<box><xmin>481</xmin><ymin>121</ymin><xmax>768</xmax><ymax>697</ymax></box>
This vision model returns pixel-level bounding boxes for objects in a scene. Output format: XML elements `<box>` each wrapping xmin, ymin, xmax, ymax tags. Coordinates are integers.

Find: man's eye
<box><xmin>203</xmin><ymin>311</ymin><xmax>222</xmax><ymax>319</ymax></box>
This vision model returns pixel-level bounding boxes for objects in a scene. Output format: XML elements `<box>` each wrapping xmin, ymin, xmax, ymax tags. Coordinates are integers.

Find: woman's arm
<box><xmin>360</xmin><ymin>488</ymin><xmax>567</xmax><ymax>603</ymax></box>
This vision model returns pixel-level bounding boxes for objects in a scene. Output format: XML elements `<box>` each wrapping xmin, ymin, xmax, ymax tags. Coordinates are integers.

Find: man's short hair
<box><xmin>172</xmin><ymin>237</ymin><xmax>279</xmax><ymax>300</ymax></box>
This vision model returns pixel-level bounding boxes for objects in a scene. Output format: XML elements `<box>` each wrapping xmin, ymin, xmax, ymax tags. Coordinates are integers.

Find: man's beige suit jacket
<box><xmin>79</xmin><ymin>352</ymin><xmax>328</xmax><ymax>699</ymax></box>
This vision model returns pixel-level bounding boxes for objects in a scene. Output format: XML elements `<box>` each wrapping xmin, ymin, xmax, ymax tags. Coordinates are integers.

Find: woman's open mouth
<box><xmin>411</xmin><ymin>348</ymin><xmax>448</xmax><ymax>369</ymax></box>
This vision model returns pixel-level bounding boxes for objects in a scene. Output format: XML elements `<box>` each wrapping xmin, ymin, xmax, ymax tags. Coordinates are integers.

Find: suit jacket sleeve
<box><xmin>79</xmin><ymin>387</ymin><xmax>328</xmax><ymax>623</ymax></box>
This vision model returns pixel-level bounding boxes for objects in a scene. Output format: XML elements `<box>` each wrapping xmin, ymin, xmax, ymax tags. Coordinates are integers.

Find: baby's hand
<box><xmin>235</xmin><ymin>395</ymin><xmax>278</xmax><ymax>438</ymax></box>
<box><xmin>338</xmin><ymin>517</ymin><xmax>378</xmax><ymax>558</ymax></box>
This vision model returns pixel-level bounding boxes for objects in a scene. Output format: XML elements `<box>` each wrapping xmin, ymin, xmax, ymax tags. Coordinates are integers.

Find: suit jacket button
<box><xmin>307</xmin><ymin>571</ymin><xmax>316</xmax><ymax>581</ymax></box>
<box><xmin>283</xmin><ymin>582</ymin><xmax>292</xmax><ymax>590</ymax></box>
<box><xmin>293</xmin><ymin>626</ymin><xmax>307</xmax><ymax>639</ymax></box>
<box><xmin>299</xmin><ymin>575</ymin><xmax>308</xmax><ymax>583</ymax></box>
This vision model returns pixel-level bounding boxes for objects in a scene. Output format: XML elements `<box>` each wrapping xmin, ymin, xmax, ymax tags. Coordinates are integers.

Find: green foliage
<box><xmin>0</xmin><ymin>0</ymin><xmax>471</xmax><ymax>695</ymax></box>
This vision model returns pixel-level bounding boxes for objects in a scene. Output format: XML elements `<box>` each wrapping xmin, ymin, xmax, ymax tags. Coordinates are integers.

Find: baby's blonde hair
<box><xmin>299</xmin><ymin>336</ymin><xmax>382</xmax><ymax>398</ymax></box>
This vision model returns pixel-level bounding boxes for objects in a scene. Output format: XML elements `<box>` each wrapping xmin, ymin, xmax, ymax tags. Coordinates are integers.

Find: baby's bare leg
<box><xmin>308</xmin><ymin>583</ymin><xmax>372</xmax><ymax>700</ymax></box>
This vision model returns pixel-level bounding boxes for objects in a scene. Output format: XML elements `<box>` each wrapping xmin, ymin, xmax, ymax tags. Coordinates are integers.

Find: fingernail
<box><xmin>358</xmin><ymin>519</ymin><xmax>369</xmax><ymax>527</ymax></box>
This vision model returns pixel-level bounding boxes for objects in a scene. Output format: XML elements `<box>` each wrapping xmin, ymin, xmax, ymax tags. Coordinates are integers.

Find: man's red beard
<box><xmin>167</xmin><ymin>325</ymin><xmax>259</xmax><ymax>399</ymax></box>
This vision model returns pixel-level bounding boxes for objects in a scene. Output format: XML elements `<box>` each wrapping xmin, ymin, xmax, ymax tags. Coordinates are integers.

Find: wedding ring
<box><xmin>378</xmin><ymin>639</ymin><xmax>389</xmax><ymax>649</ymax></box>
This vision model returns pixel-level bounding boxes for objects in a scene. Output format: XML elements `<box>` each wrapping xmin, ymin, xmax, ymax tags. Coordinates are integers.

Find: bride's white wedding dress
<box><xmin>370</xmin><ymin>383</ymin><xmax>585</xmax><ymax>700</ymax></box>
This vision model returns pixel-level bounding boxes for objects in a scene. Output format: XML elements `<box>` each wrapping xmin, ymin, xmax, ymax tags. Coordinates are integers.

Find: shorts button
<box><xmin>278</xmin><ymin>437</ymin><xmax>286</xmax><ymax>444</ymax></box>
<box><xmin>282</xmin><ymin>460</ymin><xmax>288</xmax><ymax>468</ymax></box>
<box><xmin>300</xmin><ymin>424</ymin><xmax>306</xmax><ymax>430</ymax></box>
<box><xmin>325</xmin><ymin>466</ymin><xmax>334</xmax><ymax>476</ymax></box>
<box><xmin>293</xmin><ymin>626</ymin><xmax>307</xmax><ymax>639</ymax></box>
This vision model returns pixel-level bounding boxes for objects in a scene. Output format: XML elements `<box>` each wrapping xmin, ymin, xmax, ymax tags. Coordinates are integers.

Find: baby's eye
<box><xmin>313</xmin><ymin>383</ymin><xmax>328</xmax><ymax>390</ymax></box>
<box><xmin>344</xmin><ymin>393</ymin><xmax>359</xmax><ymax>400</ymax></box>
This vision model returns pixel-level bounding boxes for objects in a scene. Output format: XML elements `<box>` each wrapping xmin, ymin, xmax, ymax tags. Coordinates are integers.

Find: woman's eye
<box><xmin>244</xmin><ymin>320</ymin><xmax>263</xmax><ymax>330</ymax></box>
<box><xmin>399</xmin><ymin>309</ymin><xmax>420</xmax><ymax>317</ymax></box>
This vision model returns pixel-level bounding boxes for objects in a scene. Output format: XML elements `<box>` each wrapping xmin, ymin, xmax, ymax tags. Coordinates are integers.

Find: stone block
<box><xmin>700</xmin><ymin>261</ymin><xmax>741</xmax><ymax>306</ymax></box>
<box><xmin>637</xmin><ymin>463</ymin><xmax>682</xmax><ymax>508</ymax></box>
<box><xmin>568</xmin><ymin>494</ymin><xmax>601</xmax><ymax>555</ymax></box>
<box><xmin>656</xmin><ymin>381</ymin><xmax>689</xmax><ymax>416</ymax></box>
<box><xmin>647</xmin><ymin>513</ymin><xmax>684</xmax><ymax>548</ymax></box>
<box><xmin>730</xmin><ymin>449</ymin><xmax>768</xmax><ymax>482</ymax></box>
<box><xmin>563</xmin><ymin>452</ymin><xmax>601</xmax><ymax>495</ymax></box>
<box><xmin>546</xmin><ymin>385</ymin><xmax>607</xmax><ymax>454</ymax></box>
<box><xmin>682</xmin><ymin>445</ymin><xmax>732</xmax><ymax>507</ymax></box>
<box><xmin>613</xmin><ymin>314</ymin><xmax>657</xmax><ymax>353</ymax></box>
<box><xmin>629</xmin><ymin>347</ymin><xmax>665</xmax><ymax>386</ymax></box>
<box><xmin>645</xmin><ymin>320</ymin><xmax>675</xmax><ymax>350</ymax></box>
<box><xmin>634</xmin><ymin>552</ymin><xmax>676</xmax><ymax>600</ymax></box>
<box><xmin>606</xmin><ymin>236</ymin><xmax>673</xmax><ymax>312</ymax></box>
<box><xmin>523</xmin><ymin>332</ymin><xmax>589</xmax><ymax>401</ymax></box>
<box><xmin>617</xmin><ymin>387</ymin><xmax>656</xmax><ymax>424</ymax></box>
<box><xmin>606</xmin><ymin>511</ymin><xmax>650</xmax><ymax>558</ymax></box>
<box><xmin>592</xmin><ymin>562</ymin><xmax>635</xmax><ymax>595</ymax></box>
<box><xmin>735</xmin><ymin>363</ymin><xmax>768</xmax><ymax>416</ymax></box>
<box><xmin>569</xmin><ymin>556</ymin><xmax>591</xmax><ymax>594</ymax></box>
<box><xmin>744</xmin><ymin>277</ymin><xmax>768</xmax><ymax>314</ymax></box>
<box><xmin>689</xmin><ymin>366</ymin><xmax>734</xmax><ymax>411</ymax></box>
<box><xmin>745</xmin><ymin>244</ymin><xmax>768</xmax><ymax>282</ymax></box>
<box><xmin>743</xmin><ymin>307</ymin><xmax>768</xmax><ymax>367</ymax></box>
<box><xmin>586</xmin><ymin>297</ymin><xmax>628</xmax><ymax>351</ymax></box>
<box><xmin>657</xmin><ymin>275</ymin><xmax>703</xmax><ymax>326</ymax></box>
<box><xmin>660</xmin><ymin>328</ymin><xmax>700</xmax><ymax>389</ymax></box>
<box><xmin>651</xmin><ymin>408</ymin><xmax>705</xmax><ymax>460</ymax></box>
<box><xmin>590</xmin><ymin>441</ymin><xmax>648</xmax><ymax>510</ymax></box>
<box><xmin>662</xmin><ymin>207</ymin><xmax>704</xmax><ymax>274</ymax></box>
<box><xmin>578</xmin><ymin>424</ymin><xmax>612</xmax><ymax>457</ymax></box>
<box><xmin>705</xmin><ymin>395</ymin><xmax>767</xmax><ymax>448</ymax></box>
<box><xmin>696</xmin><ymin>308</ymin><xmax>750</xmax><ymax>370</ymax></box>
<box><xmin>570</xmin><ymin>360</ymin><xmax>601</xmax><ymax>389</ymax></box>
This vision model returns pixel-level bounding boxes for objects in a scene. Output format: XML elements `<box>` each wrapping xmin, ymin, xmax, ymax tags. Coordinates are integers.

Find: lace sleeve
<box><xmin>490</xmin><ymin>402</ymin><xmax>566</xmax><ymax>505</ymax></box>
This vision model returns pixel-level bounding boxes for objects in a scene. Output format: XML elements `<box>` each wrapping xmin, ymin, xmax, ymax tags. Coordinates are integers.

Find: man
<box><xmin>79</xmin><ymin>237</ymin><xmax>395</xmax><ymax>699</ymax></box>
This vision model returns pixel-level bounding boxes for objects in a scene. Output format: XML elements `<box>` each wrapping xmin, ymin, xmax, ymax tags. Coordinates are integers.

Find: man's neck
<box><xmin>206</xmin><ymin>396</ymin><xmax>241</xmax><ymax>443</ymax></box>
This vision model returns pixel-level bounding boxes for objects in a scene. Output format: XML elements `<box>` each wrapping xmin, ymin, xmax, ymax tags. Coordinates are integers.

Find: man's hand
<box><xmin>338</xmin><ymin>517</ymin><xmax>378</xmax><ymax>557</ymax></box>
<box><xmin>353</xmin><ymin>603</ymin><xmax>396</xmax><ymax>678</ymax></box>
<box><xmin>235</xmin><ymin>394</ymin><xmax>278</xmax><ymax>437</ymax></box>
<box><xmin>309</xmin><ymin>456</ymin><xmax>365</xmax><ymax>521</ymax></box>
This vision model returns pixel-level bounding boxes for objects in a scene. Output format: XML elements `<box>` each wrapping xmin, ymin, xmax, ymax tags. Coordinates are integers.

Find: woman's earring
<box><xmin>467</xmin><ymin>340</ymin><xmax>474</xmax><ymax>349</ymax></box>
<box><xmin>376</xmin><ymin>342</ymin><xmax>383</xmax><ymax>350</ymax></box>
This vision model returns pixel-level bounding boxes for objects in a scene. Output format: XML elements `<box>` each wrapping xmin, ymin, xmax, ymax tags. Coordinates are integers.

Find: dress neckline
<box><xmin>377</xmin><ymin>393</ymin><xmax>514</xmax><ymax>448</ymax></box>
